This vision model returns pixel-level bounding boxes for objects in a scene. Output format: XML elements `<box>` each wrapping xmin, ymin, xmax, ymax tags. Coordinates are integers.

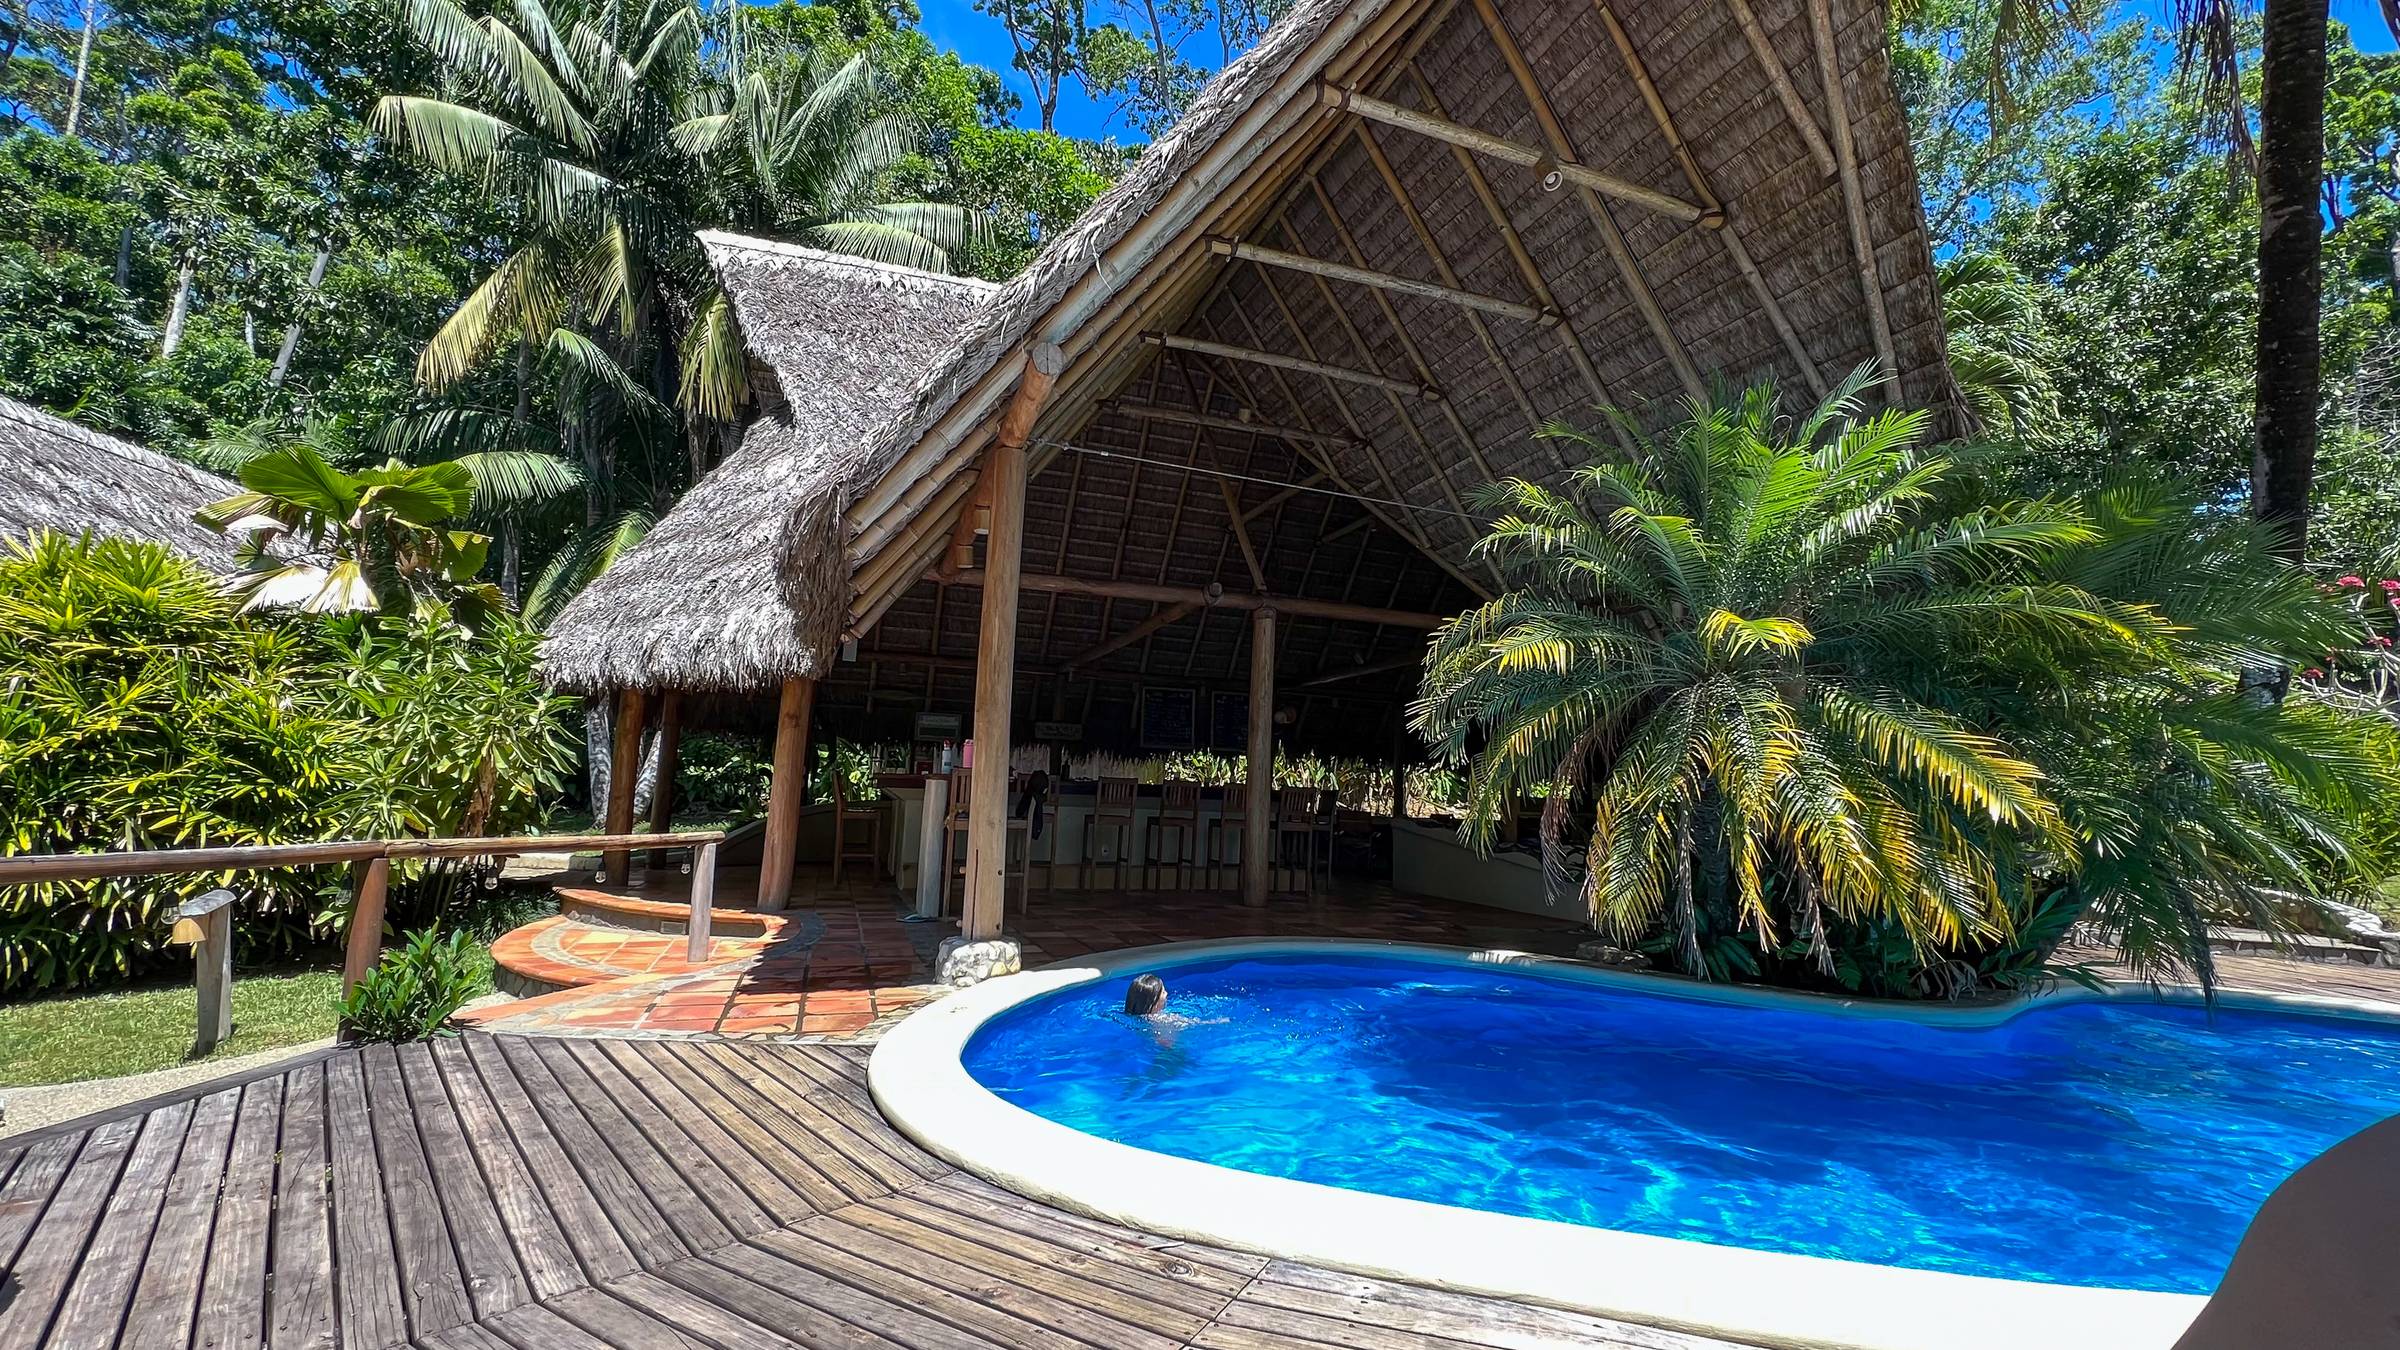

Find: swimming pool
<box><xmin>871</xmin><ymin>939</ymin><xmax>2400</xmax><ymax>1349</ymax></box>
<box><xmin>960</xmin><ymin>948</ymin><xmax>2400</xmax><ymax>1295</ymax></box>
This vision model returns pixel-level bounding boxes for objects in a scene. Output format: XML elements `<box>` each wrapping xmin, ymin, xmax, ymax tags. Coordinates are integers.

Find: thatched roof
<box><xmin>0</xmin><ymin>394</ymin><xmax>254</xmax><ymax>572</ymax></box>
<box><xmin>540</xmin><ymin>237</ymin><xmax>995</xmax><ymax>692</ymax></box>
<box><xmin>544</xmin><ymin>0</ymin><xmax>1961</xmax><ymax>718</ymax></box>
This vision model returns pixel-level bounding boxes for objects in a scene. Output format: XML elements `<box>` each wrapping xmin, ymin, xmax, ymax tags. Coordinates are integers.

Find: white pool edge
<box><xmin>870</xmin><ymin>937</ymin><xmax>2399</xmax><ymax>1350</ymax></box>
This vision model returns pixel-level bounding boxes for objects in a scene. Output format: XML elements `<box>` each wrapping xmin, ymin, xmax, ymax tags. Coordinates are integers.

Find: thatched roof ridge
<box><xmin>539</xmin><ymin>237</ymin><xmax>994</xmax><ymax>693</ymax></box>
<box><xmin>0</xmin><ymin>394</ymin><xmax>253</xmax><ymax>572</ymax></box>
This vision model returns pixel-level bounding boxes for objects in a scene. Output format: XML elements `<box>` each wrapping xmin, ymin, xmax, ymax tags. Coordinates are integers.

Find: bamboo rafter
<box><xmin>1206</xmin><ymin>237</ymin><xmax>1559</xmax><ymax>327</ymax></box>
<box><xmin>1807</xmin><ymin>0</ymin><xmax>1900</xmax><ymax>386</ymax></box>
<box><xmin>1143</xmin><ymin>331</ymin><xmax>1442</xmax><ymax>400</ymax></box>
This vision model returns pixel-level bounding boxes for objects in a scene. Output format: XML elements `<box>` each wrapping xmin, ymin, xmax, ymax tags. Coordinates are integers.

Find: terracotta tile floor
<box><xmin>461</xmin><ymin>879</ymin><xmax>1590</xmax><ymax>1042</ymax></box>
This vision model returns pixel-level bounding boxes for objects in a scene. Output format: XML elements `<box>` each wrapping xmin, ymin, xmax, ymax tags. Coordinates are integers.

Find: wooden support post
<box><xmin>175</xmin><ymin>888</ymin><xmax>236</xmax><ymax>1056</ymax></box>
<box><xmin>964</xmin><ymin>344</ymin><xmax>1064</xmax><ymax>941</ymax></box>
<box><xmin>1245</xmin><ymin>607</ymin><xmax>1276</xmax><ymax>907</ymax></box>
<box><xmin>341</xmin><ymin>857</ymin><xmax>390</xmax><ymax>996</ymax></box>
<box><xmin>687</xmin><ymin>840</ymin><xmax>718</xmax><ymax>965</ymax></box>
<box><xmin>758</xmin><ymin>676</ymin><xmax>815</xmax><ymax>912</ymax></box>
<box><xmin>601</xmin><ymin>687</ymin><xmax>647</xmax><ymax>883</ymax></box>
<box><xmin>645</xmin><ymin>692</ymin><xmax>683</xmax><ymax>870</ymax></box>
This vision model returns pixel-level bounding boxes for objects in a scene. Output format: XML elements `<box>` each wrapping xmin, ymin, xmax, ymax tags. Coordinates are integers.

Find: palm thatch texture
<box><xmin>540</xmin><ymin>236</ymin><xmax>994</xmax><ymax>693</ymax></box>
<box><xmin>1410</xmin><ymin>371</ymin><xmax>2386</xmax><ymax>995</ymax></box>
<box><xmin>539</xmin><ymin>0</ymin><xmax>1963</xmax><ymax>752</ymax></box>
<box><xmin>0</xmin><ymin>394</ymin><xmax>259</xmax><ymax>572</ymax></box>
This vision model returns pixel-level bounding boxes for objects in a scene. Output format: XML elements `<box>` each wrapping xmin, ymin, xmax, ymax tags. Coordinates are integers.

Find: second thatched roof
<box><xmin>0</xmin><ymin>394</ymin><xmax>257</xmax><ymax>572</ymax></box>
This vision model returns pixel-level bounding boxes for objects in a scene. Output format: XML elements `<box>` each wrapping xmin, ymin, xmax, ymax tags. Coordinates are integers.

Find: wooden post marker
<box><xmin>687</xmin><ymin>840</ymin><xmax>719</xmax><ymax>964</ymax></box>
<box><xmin>170</xmin><ymin>888</ymin><xmax>237</xmax><ymax>1055</ymax></box>
<box><xmin>341</xmin><ymin>857</ymin><xmax>391</xmax><ymax>996</ymax></box>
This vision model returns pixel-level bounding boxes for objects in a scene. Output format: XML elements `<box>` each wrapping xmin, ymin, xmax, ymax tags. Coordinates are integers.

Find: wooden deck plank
<box><xmin>830</xmin><ymin>1200</ymin><xmax>1209</xmax><ymax>1346</ymax></box>
<box><xmin>198</xmin><ymin>1075</ymin><xmax>286</xmax><ymax>1350</ymax></box>
<box><xmin>753</xmin><ymin>1224</ymin><xmax>1092</xmax><ymax>1349</ymax></box>
<box><xmin>0</xmin><ymin>1117</ymin><xmax>139</xmax><ymax>1350</ymax></box>
<box><xmin>263</xmin><ymin>1063</ymin><xmax>335</xmax><ymax>1350</ymax></box>
<box><xmin>360</xmin><ymin>1044</ymin><xmax>478</xmax><ymax>1337</ymax></box>
<box><xmin>325</xmin><ymin>1052</ymin><xmax>410</xmax><ymax>1350</ymax></box>
<box><xmin>0</xmin><ymin>1132</ymin><xmax>82</xmax><ymax>1275</ymax></box>
<box><xmin>695</xmin><ymin>1047</ymin><xmax>916</xmax><ymax>1195</ymax></box>
<box><xmin>537</xmin><ymin>1287</ymin><xmax>716</xmax><ymax>1348</ymax></box>
<box><xmin>453</xmin><ymin>1036</ymin><xmax>646</xmax><ymax>1283</ymax></box>
<box><xmin>594</xmin><ymin>1041</ymin><xmax>820</xmax><ymax>1224</ymax></box>
<box><xmin>425</xmin><ymin>1039</ymin><xmax>587</xmax><ymax>1301</ymax></box>
<box><xmin>915</xmin><ymin>1173</ymin><xmax>1269</xmax><ymax>1281</ymax></box>
<box><xmin>394</xmin><ymin>1043</ymin><xmax>534</xmax><ymax>1320</ymax></box>
<box><xmin>750</xmin><ymin>1046</ymin><xmax>879</xmax><ymax>1113</ymax></box>
<box><xmin>702</xmin><ymin>1240</ymin><xmax>1008</xmax><ymax>1350</ymax></box>
<box><xmin>730</xmin><ymin>1048</ymin><xmax>944</xmax><ymax>1184</ymax></box>
<box><xmin>651</xmin><ymin>1249</ymin><xmax>919</xmax><ymax>1350</ymax></box>
<box><xmin>552</xmin><ymin>1041</ymin><xmax>772</xmax><ymax>1238</ymax></box>
<box><xmin>1248</xmin><ymin>1263</ymin><xmax>1747</xmax><ymax>1350</ymax></box>
<box><xmin>122</xmin><ymin>1087</ymin><xmax>240</xmax><ymax>1350</ymax></box>
<box><xmin>665</xmin><ymin>1047</ymin><xmax>883</xmax><ymax>1204</ymax></box>
<box><xmin>479</xmin><ymin>1303</ymin><xmax>618</xmax><ymax>1350</ymax></box>
<box><xmin>870</xmin><ymin>1190</ymin><xmax>1239</xmax><ymax>1320</ymax></box>
<box><xmin>592</xmin><ymin>1272</ymin><xmax>804</xmax><ymax>1350</ymax></box>
<box><xmin>48</xmin><ymin>1100</ymin><xmax>194</xmax><ymax>1350</ymax></box>
<box><xmin>481</xmin><ymin>1035</ymin><xmax>685</xmax><ymax>1266</ymax></box>
<box><xmin>513</xmin><ymin>1038</ymin><xmax>734</xmax><ymax>1255</ymax></box>
<box><xmin>414</xmin><ymin>1326</ymin><xmax>518</xmax><ymax>1350</ymax></box>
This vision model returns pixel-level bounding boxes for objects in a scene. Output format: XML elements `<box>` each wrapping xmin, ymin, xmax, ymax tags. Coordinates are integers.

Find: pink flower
<box><xmin>2304</xmin><ymin>668</ymin><xmax>2326</xmax><ymax>678</ymax></box>
<box><xmin>2376</xmin><ymin>636</ymin><xmax>2395</xmax><ymax>649</ymax></box>
<box><xmin>2382</xmin><ymin>580</ymin><xmax>2400</xmax><ymax>593</ymax></box>
<box><xmin>2338</xmin><ymin>575</ymin><xmax>2366</xmax><ymax>588</ymax></box>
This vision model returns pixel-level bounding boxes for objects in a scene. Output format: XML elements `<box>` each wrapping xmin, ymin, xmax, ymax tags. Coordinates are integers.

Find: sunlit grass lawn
<box><xmin>0</xmin><ymin>966</ymin><xmax>346</xmax><ymax>1088</ymax></box>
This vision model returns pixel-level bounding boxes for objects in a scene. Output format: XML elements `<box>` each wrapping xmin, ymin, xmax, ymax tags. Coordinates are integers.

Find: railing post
<box><xmin>172</xmin><ymin>888</ymin><xmax>237</xmax><ymax>1056</ymax></box>
<box><xmin>687</xmin><ymin>841</ymin><xmax>718</xmax><ymax>965</ymax></box>
<box><xmin>342</xmin><ymin>856</ymin><xmax>391</xmax><ymax>995</ymax></box>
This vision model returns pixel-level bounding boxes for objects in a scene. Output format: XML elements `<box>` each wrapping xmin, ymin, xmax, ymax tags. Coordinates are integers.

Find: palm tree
<box><xmin>1938</xmin><ymin>253</ymin><xmax>2059</xmax><ymax>441</ymax></box>
<box><xmin>1412</xmin><ymin>371</ymin><xmax>2385</xmax><ymax>995</ymax></box>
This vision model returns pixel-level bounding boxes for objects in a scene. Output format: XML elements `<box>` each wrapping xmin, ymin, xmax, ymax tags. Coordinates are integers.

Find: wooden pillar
<box><xmin>601</xmin><ymin>687</ymin><xmax>647</xmax><ymax>883</ymax></box>
<box><xmin>341</xmin><ymin>857</ymin><xmax>390</xmax><ymax>996</ymax></box>
<box><xmin>179</xmin><ymin>889</ymin><xmax>235</xmax><ymax>1056</ymax></box>
<box><xmin>686</xmin><ymin>840</ymin><xmax>718</xmax><ymax>964</ymax></box>
<box><xmin>963</xmin><ymin>344</ymin><xmax>1063</xmax><ymax>942</ymax></box>
<box><xmin>1244</xmin><ymin>607</ymin><xmax>1276</xmax><ymax>906</ymax></box>
<box><xmin>645</xmin><ymin>692</ymin><xmax>683</xmax><ymax>869</ymax></box>
<box><xmin>758</xmin><ymin>676</ymin><xmax>814</xmax><ymax>912</ymax></box>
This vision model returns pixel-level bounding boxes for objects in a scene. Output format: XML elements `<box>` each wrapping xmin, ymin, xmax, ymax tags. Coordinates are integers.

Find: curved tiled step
<box><xmin>488</xmin><ymin>914</ymin><xmax>768</xmax><ymax>997</ymax></box>
<box><xmin>555</xmin><ymin>884</ymin><xmax>797</xmax><ymax>938</ymax></box>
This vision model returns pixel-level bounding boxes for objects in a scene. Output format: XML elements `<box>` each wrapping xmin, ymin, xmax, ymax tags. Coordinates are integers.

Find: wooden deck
<box><xmin>0</xmin><ymin>1033</ymin><xmax>1750</xmax><ymax>1350</ymax></box>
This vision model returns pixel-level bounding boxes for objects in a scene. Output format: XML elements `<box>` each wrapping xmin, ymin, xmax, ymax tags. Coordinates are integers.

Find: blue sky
<box><xmin>915</xmin><ymin>0</ymin><xmax>2400</xmax><ymax>144</ymax></box>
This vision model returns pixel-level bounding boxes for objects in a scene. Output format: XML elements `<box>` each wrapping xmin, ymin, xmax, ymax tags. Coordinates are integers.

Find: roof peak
<box><xmin>694</xmin><ymin>231</ymin><xmax>1002</xmax><ymax>293</ymax></box>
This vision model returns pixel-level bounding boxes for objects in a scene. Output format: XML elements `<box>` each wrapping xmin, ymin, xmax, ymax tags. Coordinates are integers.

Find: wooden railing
<box><xmin>0</xmin><ymin>831</ymin><xmax>728</xmax><ymax>1010</ymax></box>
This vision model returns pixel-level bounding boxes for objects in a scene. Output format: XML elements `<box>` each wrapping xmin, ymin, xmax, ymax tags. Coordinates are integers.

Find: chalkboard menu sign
<box><xmin>1210</xmin><ymin>691</ymin><xmax>1249</xmax><ymax>750</ymax></box>
<box><xmin>1138</xmin><ymin>686</ymin><xmax>1198</xmax><ymax>750</ymax></box>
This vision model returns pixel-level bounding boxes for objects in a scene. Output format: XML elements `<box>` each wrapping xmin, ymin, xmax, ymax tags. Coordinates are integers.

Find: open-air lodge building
<box><xmin>539</xmin><ymin>0</ymin><xmax>1960</xmax><ymax>972</ymax></box>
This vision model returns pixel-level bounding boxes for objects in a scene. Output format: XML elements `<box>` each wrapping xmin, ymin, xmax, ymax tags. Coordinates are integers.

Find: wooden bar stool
<box><xmin>1310</xmin><ymin>787</ymin><xmax>1340</xmax><ymax>892</ymax></box>
<box><xmin>1274</xmin><ymin>787</ymin><xmax>1320</xmax><ymax>894</ymax></box>
<box><xmin>942</xmin><ymin>767</ymin><xmax>1031</xmax><ymax>913</ymax></box>
<box><xmin>1080</xmin><ymin>777</ymin><xmax>1137</xmax><ymax>889</ymax></box>
<box><xmin>831</xmin><ymin>769</ymin><xmax>882</xmax><ymax>887</ymax></box>
<box><xmin>1208</xmin><ymin>781</ymin><xmax>1249</xmax><ymax>889</ymax></box>
<box><xmin>1146</xmin><ymin>780</ymin><xmax>1203</xmax><ymax>889</ymax></box>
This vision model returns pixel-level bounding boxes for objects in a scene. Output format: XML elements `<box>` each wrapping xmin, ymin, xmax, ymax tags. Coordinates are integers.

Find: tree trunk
<box><xmin>267</xmin><ymin>245</ymin><xmax>332</xmax><ymax>388</ymax></box>
<box><xmin>2252</xmin><ymin>0</ymin><xmax>2328</xmax><ymax>563</ymax></box>
<box><xmin>112</xmin><ymin>221</ymin><xmax>131</xmax><ymax>287</ymax></box>
<box><xmin>159</xmin><ymin>249</ymin><xmax>195</xmax><ymax>357</ymax></box>
<box><xmin>63</xmin><ymin>0</ymin><xmax>97</xmax><ymax>136</ymax></box>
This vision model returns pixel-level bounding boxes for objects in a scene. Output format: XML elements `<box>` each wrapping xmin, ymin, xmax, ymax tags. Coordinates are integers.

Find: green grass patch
<box><xmin>0</xmin><ymin>966</ymin><xmax>346</xmax><ymax>1088</ymax></box>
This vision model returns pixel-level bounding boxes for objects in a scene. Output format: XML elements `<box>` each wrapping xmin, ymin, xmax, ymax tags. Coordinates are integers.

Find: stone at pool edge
<box><xmin>936</xmin><ymin>936</ymin><xmax>1023</xmax><ymax>987</ymax></box>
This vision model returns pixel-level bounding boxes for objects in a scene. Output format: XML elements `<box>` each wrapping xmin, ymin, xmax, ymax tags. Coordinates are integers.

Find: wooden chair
<box><xmin>1274</xmin><ymin>787</ymin><xmax>1320</xmax><ymax>894</ymax></box>
<box><xmin>831</xmin><ymin>769</ymin><xmax>882</xmax><ymax>887</ymax></box>
<box><xmin>1146</xmin><ymin>780</ymin><xmax>1203</xmax><ymax>889</ymax></box>
<box><xmin>1208</xmin><ymin>781</ymin><xmax>1250</xmax><ymax>889</ymax></box>
<box><xmin>1309</xmin><ymin>787</ymin><xmax>1341</xmax><ymax>891</ymax></box>
<box><xmin>941</xmin><ymin>767</ymin><xmax>1031</xmax><ymax>914</ymax></box>
<box><xmin>1080</xmin><ymin>777</ymin><xmax>1138</xmax><ymax>890</ymax></box>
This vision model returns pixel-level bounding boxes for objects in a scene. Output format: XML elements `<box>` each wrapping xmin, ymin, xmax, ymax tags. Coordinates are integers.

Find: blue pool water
<box><xmin>961</xmin><ymin>949</ymin><xmax>2400</xmax><ymax>1294</ymax></box>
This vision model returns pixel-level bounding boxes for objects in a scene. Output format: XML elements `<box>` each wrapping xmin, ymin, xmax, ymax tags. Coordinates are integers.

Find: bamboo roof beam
<box><xmin>1316</xmin><ymin>84</ymin><xmax>1718</xmax><ymax>228</ymax></box>
<box><xmin>1066</xmin><ymin>600</ymin><xmax>1201</xmax><ymax>672</ymax></box>
<box><xmin>1204</xmin><ymin>237</ymin><xmax>1560</xmax><ymax>327</ymax></box>
<box><xmin>1101</xmin><ymin>399</ymin><xmax>1362</xmax><ymax>448</ymax></box>
<box><xmin>1142</xmin><ymin>331</ymin><xmax>1440</xmax><ymax>400</ymax></box>
<box><xmin>933</xmin><ymin>568</ymin><xmax>1447</xmax><ymax>629</ymax></box>
<box><xmin>1466</xmin><ymin>0</ymin><xmax>1708</xmax><ymax>403</ymax></box>
<box><xmin>1239</xmin><ymin>472</ymin><xmax>1326</xmax><ymax>522</ymax></box>
<box><xmin>1402</xmin><ymin>63</ymin><xmax>1633</xmax><ymax>457</ymax></box>
<box><xmin>1807</xmin><ymin>0</ymin><xmax>1900</xmax><ymax>386</ymax></box>
<box><xmin>1726</xmin><ymin>0</ymin><xmax>1838</xmax><ymax>178</ymax></box>
<box><xmin>1221</xmin><ymin>479</ymin><xmax>1270</xmax><ymax>589</ymax></box>
<box><xmin>1594</xmin><ymin>0</ymin><xmax>1827</xmax><ymax>398</ymax></box>
<box><xmin>1344</xmin><ymin>124</ymin><xmax>1548</xmax><ymax>434</ymax></box>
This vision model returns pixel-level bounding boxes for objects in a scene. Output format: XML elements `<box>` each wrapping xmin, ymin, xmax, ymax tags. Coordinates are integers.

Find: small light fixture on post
<box><xmin>168</xmin><ymin>888</ymin><xmax>238</xmax><ymax>1056</ymax></box>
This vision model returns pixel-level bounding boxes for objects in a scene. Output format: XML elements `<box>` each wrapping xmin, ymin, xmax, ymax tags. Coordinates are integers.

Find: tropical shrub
<box><xmin>0</xmin><ymin>531</ymin><xmax>575</xmax><ymax>995</ymax></box>
<box><xmin>676</xmin><ymin>733</ymin><xmax>772</xmax><ymax>816</ymax></box>
<box><xmin>337</xmin><ymin>928</ymin><xmax>482</xmax><ymax>1042</ymax></box>
<box><xmin>1413</xmin><ymin>370</ymin><xmax>2393</xmax><ymax>998</ymax></box>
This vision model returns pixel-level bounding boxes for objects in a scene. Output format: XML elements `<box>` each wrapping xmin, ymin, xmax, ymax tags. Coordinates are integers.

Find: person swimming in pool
<box><xmin>1121</xmin><ymin>974</ymin><xmax>1227</xmax><ymax>1050</ymax></box>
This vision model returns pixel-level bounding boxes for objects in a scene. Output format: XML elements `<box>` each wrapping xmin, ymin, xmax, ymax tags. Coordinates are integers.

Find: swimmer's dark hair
<box><xmin>1125</xmin><ymin>973</ymin><xmax>1167</xmax><ymax>1016</ymax></box>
